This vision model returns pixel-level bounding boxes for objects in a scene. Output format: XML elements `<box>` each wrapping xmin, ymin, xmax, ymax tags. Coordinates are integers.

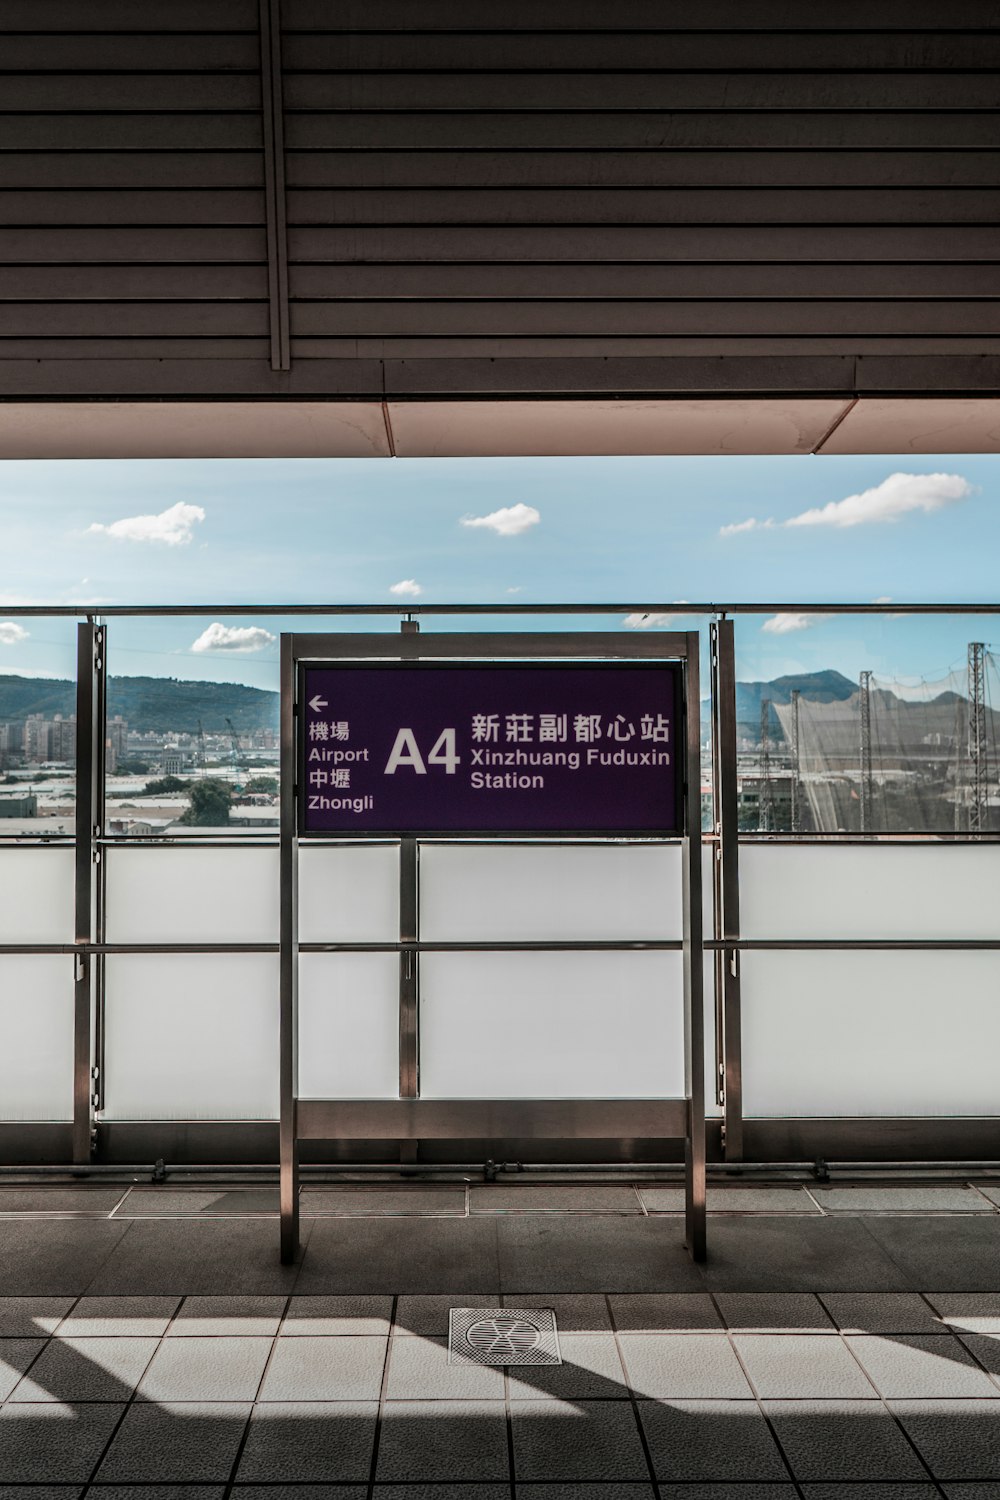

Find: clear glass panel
<box><xmin>105</xmin><ymin>615</ymin><xmax>280</xmax><ymax>836</ymax></box>
<box><xmin>104</xmin><ymin>847</ymin><xmax>279</xmax><ymax>944</ymax></box>
<box><xmin>733</xmin><ymin>611</ymin><xmax>998</xmax><ymax>835</ymax></box>
<box><xmin>419</xmin><ymin>951</ymin><xmax>684</xmax><ymax>1099</ymax></box>
<box><xmin>0</xmin><ymin>957</ymin><xmax>74</xmax><ymax>1120</ymax></box>
<box><xmin>103</xmin><ymin>954</ymin><xmax>279</xmax><ymax>1119</ymax></box>
<box><xmin>0</xmin><ymin>848</ymin><xmax>75</xmax><ymax>944</ymax></box>
<box><xmin>298</xmin><ymin>953</ymin><xmax>400</xmax><ymax>1099</ymax></box>
<box><xmin>741</xmin><ymin>950</ymin><xmax>1000</xmax><ymax>1117</ymax></box>
<box><xmin>299</xmin><ymin>844</ymin><xmax>399</xmax><ymax>943</ymax></box>
<box><xmin>0</xmin><ymin>616</ymin><xmax>79</xmax><ymax>833</ymax></box>
<box><xmin>419</xmin><ymin>842</ymin><xmax>682</xmax><ymax>942</ymax></box>
<box><xmin>741</xmin><ymin>844</ymin><xmax>1000</xmax><ymax>941</ymax></box>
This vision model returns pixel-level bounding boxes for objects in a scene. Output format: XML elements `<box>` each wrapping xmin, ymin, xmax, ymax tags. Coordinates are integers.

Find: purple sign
<box><xmin>298</xmin><ymin>662</ymin><xmax>684</xmax><ymax>836</ymax></box>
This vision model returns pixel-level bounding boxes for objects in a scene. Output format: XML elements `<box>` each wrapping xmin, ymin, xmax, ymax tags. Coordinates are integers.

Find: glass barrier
<box><xmin>102</xmin><ymin>954</ymin><xmax>279</xmax><ymax>1119</ymax></box>
<box><xmin>419</xmin><ymin>842</ymin><xmax>683</xmax><ymax>942</ymax></box>
<box><xmin>0</xmin><ymin>616</ymin><xmax>79</xmax><ymax>836</ymax></box>
<box><xmin>0</xmin><ymin>847</ymin><xmax>75</xmax><ymax>944</ymax></box>
<box><xmin>733</xmin><ymin>611</ymin><xmax>999</xmax><ymax>835</ymax></box>
<box><xmin>0</xmin><ymin>957</ymin><xmax>74</xmax><ymax>1121</ymax></box>
<box><xmin>741</xmin><ymin>842</ymin><xmax>1000</xmax><ymax>941</ymax></box>
<box><xmin>299</xmin><ymin>843</ymin><xmax>399</xmax><ymax>944</ymax></box>
<box><xmin>105</xmin><ymin>846</ymin><xmax>279</xmax><ymax>944</ymax></box>
<box><xmin>419</xmin><ymin>950</ymin><xmax>684</xmax><ymax>1099</ymax></box>
<box><xmin>741</xmin><ymin>950</ymin><xmax>1000</xmax><ymax>1117</ymax></box>
<box><xmin>298</xmin><ymin>953</ymin><xmax>400</xmax><ymax>1099</ymax></box>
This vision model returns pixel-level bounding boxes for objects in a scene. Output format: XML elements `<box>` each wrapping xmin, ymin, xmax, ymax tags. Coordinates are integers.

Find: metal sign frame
<box><xmin>279</xmin><ymin>629</ymin><xmax>706</xmax><ymax>1263</ymax></box>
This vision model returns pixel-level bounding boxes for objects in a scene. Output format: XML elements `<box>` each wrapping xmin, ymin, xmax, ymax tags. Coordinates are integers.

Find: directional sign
<box><xmin>298</xmin><ymin>661</ymin><xmax>684</xmax><ymax>836</ymax></box>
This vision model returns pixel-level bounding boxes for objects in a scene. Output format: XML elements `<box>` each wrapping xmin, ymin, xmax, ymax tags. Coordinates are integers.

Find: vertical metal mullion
<box><xmin>399</xmin><ymin>838</ymin><xmax>419</xmax><ymax>1102</ymax></box>
<box><xmin>711</xmin><ymin>618</ymin><xmax>743</xmax><ymax>1161</ymax></box>
<box><xmin>73</xmin><ymin>622</ymin><xmax>101</xmax><ymax>1164</ymax></box>
<box><xmin>93</xmin><ymin>626</ymin><xmax>107</xmax><ymax>1126</ymax></box>
<box><xmin>682</xmin><ymin>631</ymin><xmax>707</xmax><ymax>1261</ymax></box>
<box><xmin>279</xmin><ymin>635</ymin><xmax>299</xmax><ymax>1262</ymax></box>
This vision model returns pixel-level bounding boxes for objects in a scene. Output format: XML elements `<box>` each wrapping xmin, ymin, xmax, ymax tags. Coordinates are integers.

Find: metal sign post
<box><xmin>280</xmin><ymin>630</ymin><xmax>705</xmax><ymax>1263</ymax></box>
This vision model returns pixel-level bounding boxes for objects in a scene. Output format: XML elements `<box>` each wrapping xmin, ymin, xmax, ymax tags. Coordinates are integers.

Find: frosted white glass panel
<box><xmin>742</xmin><ymin>950</ymin><xmax>1000</xmax><ymax>1117</ymax></box>
<box><xmin>105</xmin><ymin>848</ymin><xmax>278</xmax><ymax>943</ymax></box>
<box><xmin>420</xmin><ymin>951</ymin><xmax>684</xmax><ymax>1098</ymax></box>
<box><xmin>103</xmin><ymin>954</ymin><xmax>278</xmax><ymax>1119</ymax></box>
<box><xmin>298</xmin><ymin>953</ymin><xmax>400</xmax><ymax>1099</ymax></box>
<box><xmin>741</xmin><ymin>844</ymin><xmax>1000</xmax><ymax>941</ymax></box>
<box><xmin>299</xmin><ymin>844</ymin><xmax>398</xmax><ymax>943</ymax></box>
<box><xmin>420</xmin><ymin>843</ymin><xmax>683</xmax><ymax>941</ymax></box>
<box><xmin>0</xmin><ymin>849</ymin><xmax>74</xmax><ymax>944</ymax></box>
<box><xmin>0</xmin><ymin>957</ymin><xmax>74</xmax><ymax>1120</ymax></box>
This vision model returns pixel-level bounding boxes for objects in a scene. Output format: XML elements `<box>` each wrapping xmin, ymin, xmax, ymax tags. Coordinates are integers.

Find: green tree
<box><xmin>179</xmin><ymin>779</ymin><xmax>232</xmax><ymax>826</ymax></box>
<box><xmin>141</xmin><ymin>774</ymin><xmax>186</xmax><ymax>796</ymax></box>
<box><xmin>243</xmin><ymin>775</ymin><xmax>278</xmax><ymax>795</ymax></box>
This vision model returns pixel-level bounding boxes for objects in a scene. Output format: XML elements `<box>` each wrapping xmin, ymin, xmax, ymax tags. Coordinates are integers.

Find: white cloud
<box><xmin>0</xmin><ymin>622</ymin><xmax>29</xmax><ymax>645</ymax></box>
<box><xmin>722</xmin><ymin>471</ymin><xmax>972</xmax><ymax>537</ymax></box>
<box><xmin>786</xmin><ymin>471</ymin><xmax>972</xmax><ymax>529</ymax></box>
<box><xmin>461</xmin><ymin>503</ymin><xmax>540</xmax><ymax>537</ymax></box>
<box><xmin>88</xmin><ymin>500</ymin><xmax>206</xmax><ymax>546</ymax></box>
<box><xmin>389</xmin><ymin>579</ymin><xmax>422</xmax><ymax>598</ymax></box>
<box><xmin>505</xmin><ymin>586</ymin><xmax>524</xmax><ymax>595</ymax></box>
<box><xmin>623</xmin><ymin>606</ymin><xmax>688</xmax><ymax>630</ymax></box>
<box><xmin>719</xmin><ymin>516</ymin><xmax>774</xmax><ymax>537</ymax></box>
<box><xmin>761</xmin><ymin>613</ymin><xmax>820</xmax><ymax>635</ymax></box>
<box><xmin>190</xmin><ymin>623</ymin><xmax>276</xmax><ymax>654</ymax></box>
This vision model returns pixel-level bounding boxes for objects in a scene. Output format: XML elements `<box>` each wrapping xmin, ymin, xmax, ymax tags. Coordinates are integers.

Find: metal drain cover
<box><xmin>449</xmin><ymin>1307</ymin><xmax>561</xmax><ymax>1366</ymax></box>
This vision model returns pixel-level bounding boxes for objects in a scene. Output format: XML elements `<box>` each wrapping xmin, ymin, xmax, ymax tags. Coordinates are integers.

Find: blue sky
<box><xmin>0</xmin><ymin>453</ymin><xmax>997</xmax><ymax>690</ymax></box>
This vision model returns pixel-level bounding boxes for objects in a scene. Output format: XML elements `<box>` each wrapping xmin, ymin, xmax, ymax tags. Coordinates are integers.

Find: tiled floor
<box><xmin>0</xmin><ymin>1177</ymin><xmax>999</xmax><ymax>1494</ymax></box>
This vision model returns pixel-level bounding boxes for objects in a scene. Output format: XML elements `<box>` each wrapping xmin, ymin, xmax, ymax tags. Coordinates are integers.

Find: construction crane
<box><xmin>968</xmin><ymin>641</ymin><xmax>988</xmax><ymax>834</ymax></box>
<box><xmin>859</xmin><ymin>670</ymin><xmax>874</xmax><ymax>833</ymax></box>
<box><xmin>225</xmin><ymin>717</ymin><xmax>247</xmax><ymax>793</ymax></box>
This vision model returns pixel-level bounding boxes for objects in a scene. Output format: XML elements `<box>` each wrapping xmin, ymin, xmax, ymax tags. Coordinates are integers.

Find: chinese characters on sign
<box><xmin>299</xmin><ymin>664</ymin><xmax>683</xmax><ymax>835</ymax></box>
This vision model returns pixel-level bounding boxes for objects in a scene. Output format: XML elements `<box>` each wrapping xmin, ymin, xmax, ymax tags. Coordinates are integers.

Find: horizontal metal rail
<box><xmin>3</xmin><ymin>938</ymin><xmax>1000</xmax><ymax>955</ymax></box>
<box><xmin>0</xmin><ymin>602</ymin><xmax>999</xmax><ymax>618</ymax></box>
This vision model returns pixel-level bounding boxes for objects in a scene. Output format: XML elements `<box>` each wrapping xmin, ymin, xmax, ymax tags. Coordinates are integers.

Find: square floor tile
<box><xmin>234</xmin><ymin>1401</ymin><xmax>377</xmax><ymax>1483</ymax></box>
<box><xmin>374</xmin><ymin>1489</ymin><xmax>508</xmax><ymax>1500</ymax></box>
<box><xmin>375</xmin><ymin>1400</ymin><xmax>509</xmax><ymax>1481</ymax></box>
<box><xmin>0</xmin><ymin>1222</ymin><xmax>129</xmax><ymax>1296</ymax></box>
<box><xmin>716</xmin><ymin>1293</ymin><xmax>835</xmax><ymax>1332</ymax></box>
<box><xmin>640</xmin><ymin>1187</ymin><xmax>819</xmax><ymax>1215</ymax></box>
<box><xmin>303</xmin><ymin>1188</ymin><xmax>466</xmax><ymax>1216</ymax></box>
<box><xmin>55</xmin><ymin>1296</ymin><xmax>180</xmax><ymax>1337</ymax></box>
<box><xmin>517</xmin><ymin>1487</ymin><xmax>655</xmax><ymax>1500</ymax></box>
<box><xmin>0</xmin><ymin>1299</ymin><xmax>74</xmax><ymax>1337</ymax></box>
<box><xmin>734</xmin><ymin>1335</ymin><xmax>877</xmax><ymax>1399</ymax></box>
<box><xmin>958</xmin><ymin>1333</ymin><xmax>1000</xmax><ymax>1388</ymax></box>
<box><xmin>819</xmin><ymin>1293</ymin><xmax>946</xmax><ymax>1335</ymax></box>
<box><xmin>764</xmin><ymin>1400</ymin><xmax>930</xmax><ymax>1481</ymax></box>
<box><xmin>511</xmin><ymin>1399</ymin><xmax>649</xmax><ymax>1481</ymax></box>
<box><xmin>386</xmin><ymin>1335</ymin><xmax>504</xmax><ymax>1399</ymax></box>
<box><xmin>863</xmin><ymin>1220</ymin><xmax>1000</xmax><ymax>1293</ymax></box>
<box><xmin>976</xmin><ymin>1185</ymin><xmax>1000</xmax><ymax>1210</ymax></box>
<box><xmin>892</xmin><ymin>1400</ymin><xmax>1000</xmax><ymax>1480</ymax></box>
<box><xmin>655</xmin><ymin>1488</ymin><xmax>793</xmax><ymax>1499</ymax></box>
<box><xmin>637</xmin><ymin>1398</ymin><xmax>789</xmax><ymax>1482</ymax></box>
<box><xmin>925</xmin><ymin>1294</ymin><xmax>1000</xmax><ymax>1334</ymax></box>
<box><xmin>0</xmin><ymin>1402</ymin><xmax>125</xmax><ymax>1483</ymax></box>
<box><xmin>619</xmin><ymin>1334</ymin><xmax>752</xmax><ymax>1399</ymax></box>
<box><xmin>0</xmin><ymin>1342</ymin><xmax>46</xmax><ymax>1401</ymax></box>
<box><xmin>137</xmin><ymin>1336</ymin><xmax>272</xmax><ymax>1402</ymax></box>
<box><xmin>472</xmin><ymin>1185</ymin><xmax>641</xmax><ymax>1214</ymax></box>
<box><xmin>848</xmin><ymin>1334</ymin><xmax>1000</xmax><ymax>1399</ymax></box>
<box><xmin>87</xmin><ymin>1490</ymin><xmax>224</xmax><ymax>1500</ymax></box>
<box><xmin>280</xmin><ymin>1295</ymin><xmax>393</xmax><ymax>1336</ymax></box>
<box><xmin>86</xmin><ymin>1221</ymin><xmax>299</xmax><ymax>1296</ymax></box>
<box><xmin>0</xmin><ymin>1488</ymin><xmax>86</xmax><ymax>1500</ymax></box>
<box><xmin>258</xmin><ymin>1334</ymin><xmax>386</xmax><ymax>1401</ymax></box>
<box><xmin>95</xmin><ymin>1403</ymin><xmax>252</xmax><ymax>1483</ymax></box>
<box><xmin>10</xmin><ymin>1337</ymin><xmax>157</xmax><ymax>1403</ymax></box>
<box><xmin>394</xmin><ymin>1295</ymin><xmax>497</xmax><ymax>1336</ymax></box>
<box><xmin>801</xmin><ymin>1488</ymin><xmax>939</xmax><ymax>1500</ymax></box>
<box><xmin>609</xmin><ymin>1293</ymin><xmax>722</xmax><ymax>1332</ymax></box>
<box><xmin>502</xmin><ymin>1293</ymin><xmax>612</xmax><ymax>1332</ymax></box>
<box><xmin>166</xmin><ymin>1296</ymin><xmax>286</xmax><ymax>1337</ymax></box>
<box><xmin>507</xmin><ymin>1333</ymin><xmax>627</xmax><ymax>1399</ymax></box>
<box><xmin>812</xmin><ymin>1187</ymin><xmax>992</xmax><ymax>1214</ymax></box>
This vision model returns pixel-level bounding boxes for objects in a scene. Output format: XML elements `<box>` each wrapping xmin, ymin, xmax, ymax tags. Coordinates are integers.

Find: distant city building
<box><xmin>0</xmin><ymin>793</ymin><xmax>38</xmax><ymax>818</ymax></box>
<box><xmin>161</xmin><ymin>751</ymin><xmax>185</xmax><ymax>776</ymax></box>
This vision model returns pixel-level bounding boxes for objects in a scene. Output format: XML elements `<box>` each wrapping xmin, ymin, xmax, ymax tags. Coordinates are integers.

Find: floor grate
<box><xmin>448</xmin><ymin>1306</ymin><xmax>561</xmax><ymax>1366</ymax></box>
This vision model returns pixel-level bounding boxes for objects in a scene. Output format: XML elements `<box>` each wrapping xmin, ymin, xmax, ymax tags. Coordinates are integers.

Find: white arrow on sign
<box><xmin>308</xmin><ymin>695</ymin><xmax>328</xmax><ymax>712</ymax></box>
